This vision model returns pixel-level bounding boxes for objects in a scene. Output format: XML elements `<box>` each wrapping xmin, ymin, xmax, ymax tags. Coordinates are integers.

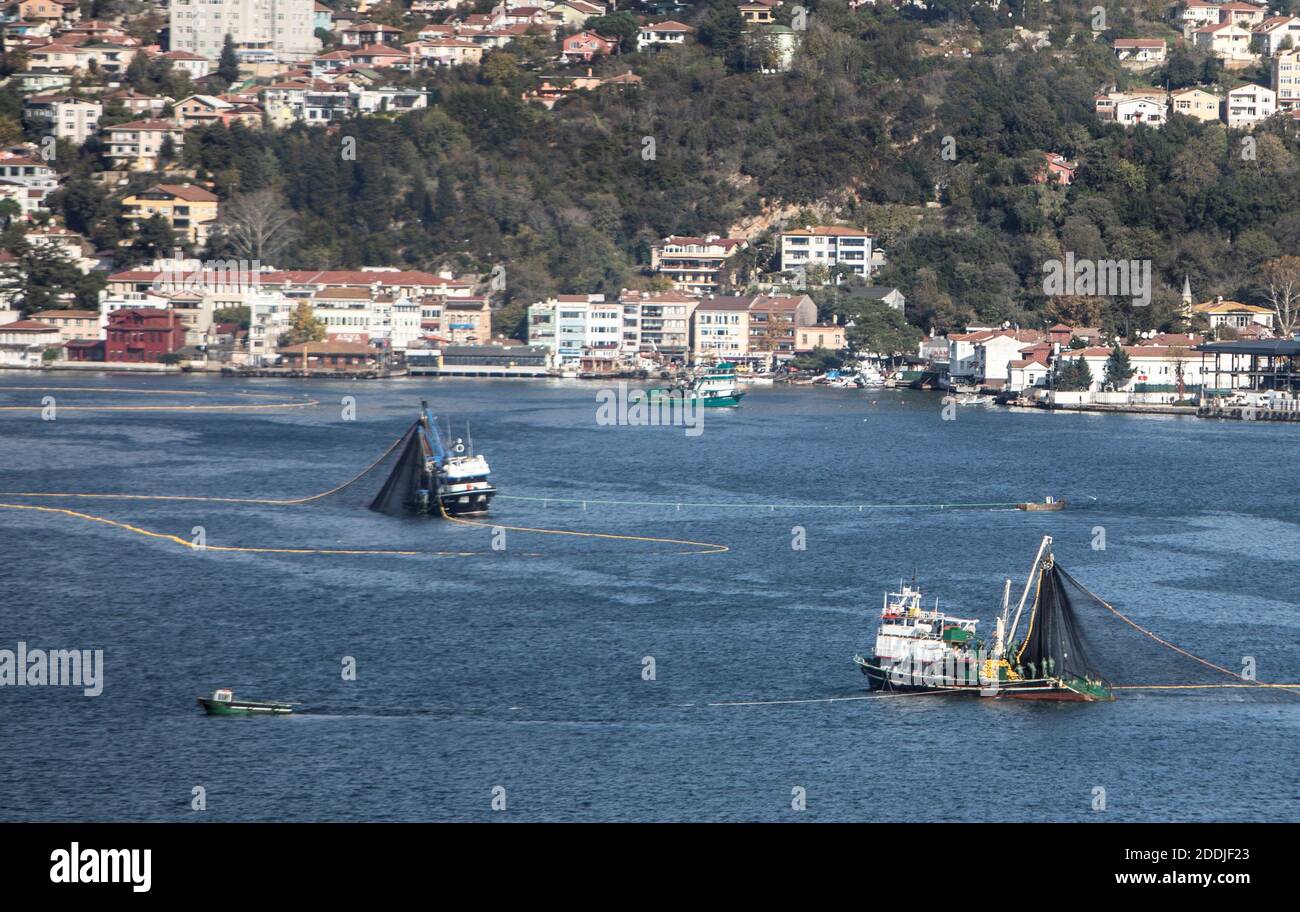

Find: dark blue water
<box><xmin>1</xmin><ymin>373</ymin><xmax>1297</xmax><ymax>821</ymax></box>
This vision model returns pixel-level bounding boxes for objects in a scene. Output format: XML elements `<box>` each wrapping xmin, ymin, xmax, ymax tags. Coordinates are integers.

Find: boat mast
<box><xmin>993</xmin><ymin>578</ymin><xmax>1011</xmax><ymax>660</ymax></box>
<box><xmin>1003</xmin><ymin>535</ymin><xmax>1052</xmax><ymax>656</ymax></box>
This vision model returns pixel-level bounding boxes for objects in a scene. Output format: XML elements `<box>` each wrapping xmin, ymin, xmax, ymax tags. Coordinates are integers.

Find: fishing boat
<box><xmin>197</xmin><ymin>688</ymin><xmax>298</xmax><ymax>715</ymax></box>
<box><xmin>1016</xmin><ymin>496</ymin><xmax>1066</xmax><ymax>511</ymax></box>
<box><xmin>648</xmin><ymin>362</ymin><xmax>745</xmax><ymax>407</ymax></box>
<box><xmin>852</xmin><ymin>581</ymin><xmax>987</xmax><ymax>693</ymax></box>
<box><xmin>369</xmin><ymin>401</ymin><xmax>496</xmax><ymax>517</ymax></box>
<box><xmin>853</xmin><ymin>536</ymin><xmax>1113</xmax><ymax>701</ymax></box>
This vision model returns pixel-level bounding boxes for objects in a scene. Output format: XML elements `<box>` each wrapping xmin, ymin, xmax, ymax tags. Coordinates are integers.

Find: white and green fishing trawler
<box><xmin>648</xmin><ymin>362</ymin><xmax>745</xmax><ymax>407</ymax></box>
<box><xmin>854</xmin><ymin>537</ymin><xmax>1114</xmax><ymax>701</ymax></box>
<box><xmin>369</xmin><ymin>401</ymin><xmax>496</xmax><ymax>517</ymax></box>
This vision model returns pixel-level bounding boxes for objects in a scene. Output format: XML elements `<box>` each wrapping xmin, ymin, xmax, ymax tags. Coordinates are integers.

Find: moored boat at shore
<box><xmin>648</xmin><ymin>362</ymin><xmax>745</xmax><ymax>407</ymax></box>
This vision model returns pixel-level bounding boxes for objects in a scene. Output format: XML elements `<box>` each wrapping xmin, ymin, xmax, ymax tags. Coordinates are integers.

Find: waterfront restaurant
<box><xmin>1197</xmin><ymin>340</ymin><xmax>1300</xmax><ymax>394</ymax></box>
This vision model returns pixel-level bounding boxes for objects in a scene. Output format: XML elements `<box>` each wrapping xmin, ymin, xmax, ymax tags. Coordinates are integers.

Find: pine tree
<box><xmin>1102</xmin><ymin>344</ymin><xmax>1135</xmax><ymax>391</ymax></box>
<box><xmin>217</xmin><ymin>35</ymin><xmax>240</xmax><ymax>86</ymax></box>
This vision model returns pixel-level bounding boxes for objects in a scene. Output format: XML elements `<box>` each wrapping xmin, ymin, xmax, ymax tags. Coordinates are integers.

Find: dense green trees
<box><xmin>0</xmin><ymin>241</ymin><xmax>105</xmax><ymax>311</ymax></box>
<box><xmin>25</xmin><ymin>2</ymin><xmax>1299</xmax><ymax>344</ymax></box>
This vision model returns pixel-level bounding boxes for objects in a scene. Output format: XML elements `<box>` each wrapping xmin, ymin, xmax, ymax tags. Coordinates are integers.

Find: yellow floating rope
<box><xmin>0</xmin><ymin>386</ymin><xmax>318</xmax><ymax>412</ymax></box>
<box><xmin>0</xmin><ymin>502</ymin><xmax>485</xmax><ymax>557</ymax></box>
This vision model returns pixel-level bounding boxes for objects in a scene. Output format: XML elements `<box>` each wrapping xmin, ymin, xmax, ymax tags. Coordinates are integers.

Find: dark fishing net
<box><xmin>1021</xmin><ymin>564</ymin><xmax>1300</xmax><ymax>700</ymax></box>
<box><xmin>368</xmin><ymin>424</ymin><xmax>423</xmax><ymax>516</ymax></box>
<box><xmin>1012</xmin><ymin>564</ymin><xmax>1104</xmax><ymax>684</ymax></box>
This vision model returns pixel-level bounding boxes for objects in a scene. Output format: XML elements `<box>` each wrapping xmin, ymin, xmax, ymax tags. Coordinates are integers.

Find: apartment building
<box><xmin>1251</xmin><ymin>16</ymin><xmax>1300</xmax><ymax>57</ymax></box>
<box><xmin>169</xmin><ymin>0</ymin><xmax>320</xmax><ymax>63</ymax></box>
<box><xmin>22</xmin><ymin>94</ymin><xmax>100</xmax><ymax>144</ymax></box>
<box><xmin>1224</xmin><ymin>83</ymin><xmax>1276</xmax><ymax>128</ymax></box>
<box><xmin>779</xmin><ymin>226</ymin><xmax>874</xmax><ymax>280</ymax></box>
<box><xmin>121</xmin><ymin>183</ymin><xmax>220</xmax><ymax>244</ymax></box>
<box><xmin>101</xmin><ymin>120</ymin><xmax>185</xmax><ymax>171</ymax></box>
<box><xmin>526</xmin><ymin>294</ymin><xmax>621</xmax><ymax>365</ymax></box>
<box><xmin>649</xmin><ymin>235</ymin><xmax>749</xmax><ymax>295</ymax></box>
<box><xmin>1274</xmin><ymin>47</ymin><xmax>1300</xmax><ymax>109</ymax></box>
<box><xmin>25</xmin><ymin>309</ymin><xmax>101</xmax><ymax>342</ymax></box>
<box><xmin>1193</xmin><ymin>22</ymin><xmax>1256</xmax><ymax>64</ymax></box>
<box><xmin>692</xmin><ymin>296</ymin><xmax>750</xmax><ymax>362</ymax></box>
<box><xmin>619</xmin><ymin>290</ymin><xmax>697</xmax><ymax>359</ymax></box>
<box><xmin>691</xmin><ymin>294</ymin><xmax>817</xmax><ymax>364</ymax></box>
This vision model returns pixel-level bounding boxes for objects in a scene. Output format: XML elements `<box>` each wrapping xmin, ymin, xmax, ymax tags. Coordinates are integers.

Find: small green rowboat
<box><xmin>197</xmin><ymin>688</ymin><xmax>299</xmax><ymax>716</ymax></box>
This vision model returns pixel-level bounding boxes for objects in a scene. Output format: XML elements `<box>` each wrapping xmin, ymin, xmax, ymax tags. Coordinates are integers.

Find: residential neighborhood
<box><xmin>0</xmin><ymin>0</ymin><xmax>1296</xmax><ymax>406</ymax></box>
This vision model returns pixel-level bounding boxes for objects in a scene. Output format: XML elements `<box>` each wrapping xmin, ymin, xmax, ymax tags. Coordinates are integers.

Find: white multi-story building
<box><xmin>618</xmin><ymin>290</ymin><xmax>697</xmax><ymax>359</ymax></box>
<box><xmin>649</xmin><ymin>235</ymin><xmax>748</xmax><ymax>294</ymax></box>
<box><xmin>1251</xmin><ymin>16</ymin><xmax>1300</xmax><ymax>57</ymax></box>
<box><xmin>1193</xmin><ymin>21</ymin><xmax>1256</xmax><ymax>63</ymax></box>
<box><xmin>169</xmin><ymin>0</ymin><xmax>320</xmax><ymax>64</ymax></box>
<box><xmin>1224</xmin><ymin>83</ymin><xmax>1276</xmax><ymax>128</ymax></box>
<box><xmin>779</xmin><ymin>226</ymin><xmax>874</xmax><ymax>280</ymax></box>
<box><xmin>691</xmin><ymin>297</ymin><xmax>750</xmax><ymax>361</ymax></box>
<box><xmin>23</xmin><ymin>95</ymin><xmax>101</xmax><ymax>145</ymax></box>
<box><xmin>1176</xmin><ymin>1</ymin><xmax>1223</xmax><ymax>35</ymax></box>
<box><xmin>526</xmin><ymin>294</ymin><xmax>621</xmax><ymax>365</ymax></box>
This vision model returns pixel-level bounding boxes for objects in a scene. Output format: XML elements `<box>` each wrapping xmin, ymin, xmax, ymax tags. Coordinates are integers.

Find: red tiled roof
<box><xmin>0</xmin><ymin>320</ymin><xmax>59</xmax><ymax>332</ymax></box>
<box><xmin>150</xmin><ymin>183</ymin><xmax>219</xmax><ymax>202</ymax></box>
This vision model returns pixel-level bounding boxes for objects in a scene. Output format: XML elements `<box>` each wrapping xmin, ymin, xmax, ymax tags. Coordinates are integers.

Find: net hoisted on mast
<box><xmin>987</xmin><ymin>536</ymin><xmax>1113</xmax><ymax>701</ymax></box>
<box><xmin>1013</xmin><ymin>557</ymin><xmax>1107</xmax><ymax>688</ymax></box>
<box><xmin>368</xmin><ymin>401</ymin><xmax>449</xmax><ymax>516</ymax></box>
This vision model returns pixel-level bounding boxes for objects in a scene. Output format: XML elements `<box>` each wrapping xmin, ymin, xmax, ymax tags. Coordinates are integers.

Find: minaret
<box><xmin>1181</xmin><ymin>275</ymin><xmax>1192</xmax><ymax>318</ymax></box>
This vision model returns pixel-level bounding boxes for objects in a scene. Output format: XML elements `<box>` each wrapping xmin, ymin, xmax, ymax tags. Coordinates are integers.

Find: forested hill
<box><xmin>46</xmin><ymin>0</ymin><xmax>1300</xmax><ymax>338</ymax></box>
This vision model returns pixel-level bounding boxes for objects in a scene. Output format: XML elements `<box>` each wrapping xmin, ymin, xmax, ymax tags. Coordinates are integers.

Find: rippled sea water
<box><xmin>1</xmin><ymin>373</ymin><xmax>1297</xmax><ymax>821</ymax></box>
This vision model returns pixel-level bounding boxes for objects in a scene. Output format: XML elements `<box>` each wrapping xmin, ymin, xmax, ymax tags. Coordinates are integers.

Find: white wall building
<box><xmin>1113</xmin><ymin>96</ymin><xmax>1168</xmax><ymax>128</ymax></box>
<box><xmin>779</xmin><ymin>226</ymin><xmax>874</xmax><ymax>280</ymax></box>
<box><xmin>1251</xmin><ymin>16</ymin><xmax>1300</xmax><ymax>57</ymax></box>
<box><xmin>1224</xmin><ymin>83</ymin><xmax>1276</xmax><ymax>128</ymax></box>
<box><xmin>526</xmin><ymin>294</ymin><xmax>621</xmax><ymax>365</ymax></box>
<box><xmin>169</xmin><ymin>0</ymin><xmax>321</xmax><ymax>63</ymax></box>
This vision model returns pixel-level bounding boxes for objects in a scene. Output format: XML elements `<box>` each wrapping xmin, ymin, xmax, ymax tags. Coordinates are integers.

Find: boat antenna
<box><xmin>466</xmin><ymin>420</ymin><xmax>473</xmax><ymax>456</ymax></box>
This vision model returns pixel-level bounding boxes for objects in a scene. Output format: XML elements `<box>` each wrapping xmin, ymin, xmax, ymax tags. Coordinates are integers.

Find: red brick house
<box><xmin>105</xmin><ymin>308</ymin><xmax>185</xmax><ymax>362</ymax></box>
<box><xmin>561</xmin><ymin>31</ymin><xmax>619</xmax><ymax>62</ymax></box>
